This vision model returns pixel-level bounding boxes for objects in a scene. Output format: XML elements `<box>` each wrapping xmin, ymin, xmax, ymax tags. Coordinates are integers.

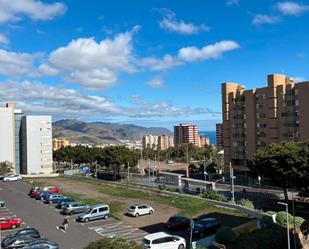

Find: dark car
<box><xmin>35</xmin><ymin>191</ymin><xmax>51</xmax><ymax>201</ymax></box>
<box><xmin>23</xmin><ymin>239</ymin><xmax>59</xmax><ymax>249</ymax></box>
<box><xmin>190</xmin><ymin>218</ymin><xmax>220</xmax><ymax>238</ymax></box>
<box><xmin>44</xmin><ymin>194</ymin><xmax>63</xmax><ymax>204</ymax></box>
<box><xmin>28</xmin><ymin>187</ymin><xmax>40</xmax><ymax>196</ymax></box>
<box><xmin>2</xmin><ymin>235</ymin><xmax>37</xmax><ymax>249</ymax></box>
<box><xmin>166</xmin><ymin>216</ymin><xmax>191</xmax><ymax>230</ymax></box>
<box><xmin>55</xmin><ymin>197</ymin><xmax>74</xmax><ymax>209</ymax></box>
<box><xmin>1</xmin><ymin>228</ymin><xmax>41</xmax><ymax>247</ymax></box>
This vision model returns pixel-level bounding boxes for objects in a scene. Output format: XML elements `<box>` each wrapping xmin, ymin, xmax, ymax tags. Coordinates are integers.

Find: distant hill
<box><xmin>53</xmin><ymin>119</ymin><xmax>172</xmax><ymax>144</ymax></box>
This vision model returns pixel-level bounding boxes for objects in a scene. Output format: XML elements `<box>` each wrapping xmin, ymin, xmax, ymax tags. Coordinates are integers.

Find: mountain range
<box><xmin>52</xmin><ymin>119</ymin><xmax>172</xmax><ymax>144</ymax></box>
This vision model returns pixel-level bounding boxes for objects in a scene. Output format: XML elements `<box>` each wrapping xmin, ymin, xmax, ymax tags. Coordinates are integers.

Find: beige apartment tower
<box><xmin>222</xmin><ymin>74</ymin><xmax>309</xmax><ymax>172</ymax></box>
<box><xmin>158</xmin><ymin>134</ymin><xmax>174</xmax><ymax>150</ymax></box>
<box><xmin>174</xmin><ymin>124</ymin><xmax>199</xmax><ymax>146</ymax></box>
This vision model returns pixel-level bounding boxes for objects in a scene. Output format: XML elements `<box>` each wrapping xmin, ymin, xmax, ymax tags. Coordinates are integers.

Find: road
<box><xmin>0</xmin><ymin>181</ymin><xmax>101</xmax><ymax>249</ymax></box>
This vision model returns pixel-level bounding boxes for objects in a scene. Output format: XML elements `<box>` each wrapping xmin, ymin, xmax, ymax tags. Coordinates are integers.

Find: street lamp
<box><xmin>189</xmin><ymin>219</ymin><xmax>194</xmax><ymax>249</ymax></box>
<box><xmin>278</xmin><ymin>202</ymin><xmax>291</xmax><ymax>249</ymax></box>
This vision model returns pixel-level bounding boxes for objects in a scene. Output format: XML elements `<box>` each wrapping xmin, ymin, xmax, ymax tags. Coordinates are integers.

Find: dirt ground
<box><xmin>29</xmin><ymin>178</ymin><xmax>178</xmax><ymax>229</ymax></box>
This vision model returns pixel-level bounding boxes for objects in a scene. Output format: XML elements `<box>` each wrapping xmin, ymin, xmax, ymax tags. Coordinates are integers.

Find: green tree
<box><xmin>249</xmin><ymin>140</ymin><xmax>309</xmax><ymax>201</ymax></box>
<box><xmin>0</xmin><ymin>161</ymin><xmax>13</xmax><ymax>176</ymax></box>
<box><xmin>84</xmin><ymin>238</ymin><xmax>141</xmax><ymax>249</ymax></box>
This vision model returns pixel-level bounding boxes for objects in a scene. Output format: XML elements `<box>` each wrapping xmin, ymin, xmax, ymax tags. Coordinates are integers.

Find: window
<box><xmin>99</xmin><ymin>207</ymin><xmax>108</xmax><ymax>212</ymax></box>
<box><xmin>91</xmin><ymin>209</ymin><xmax>98</xmax><ymax>214</ymax></box>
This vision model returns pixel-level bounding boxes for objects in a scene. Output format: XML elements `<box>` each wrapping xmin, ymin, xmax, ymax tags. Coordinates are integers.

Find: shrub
<box><xmin>294</xmin><ymin>216</ymin><xmax>305</xmax><ymax>228</ymax></box>
<box><xmin>84</xmin><ymin>237</ymin><xmax>141</xmax><ymax>249</ymax></box>
<box><xmin>238</xmin><ymin>199</ymin><xmax>255</xmax><ymax>209</ymax></box>
<box><xmin>158</xmin><ymin>184</ymin><xmax>167</xmax><ymax>190</ymax></box>
<box><xmin>215</xmin><ymin>226</ymin><xmax>236</xmax><ymax>245</ymax></box>
<box><xmin>276</xmin><ymin>211</ymin><xmax>293</xmax><ymax>226</ymax></box>
<box><xmin>201</xmin><ymin>190</ymin><xmax>227</xmax><ymax>202</ymax></box>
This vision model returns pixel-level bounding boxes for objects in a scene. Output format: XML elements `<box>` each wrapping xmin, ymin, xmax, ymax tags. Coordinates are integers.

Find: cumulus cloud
<box><xmin>147</xmin><ymin>77</ymin><xmax>165</xmax><ymax>88</ymax></box>
<box><xmin>227</xmin><ymin>0</ymin><xmax>239</xmax><ymax>6</ymax></box>
<box><xmin>0</xmin><ymin>81</ymin><xmax>214</xmax><ymax>118</ymax></box>
<box><xmin>158</xmin><ymin>9</ymin><xmax>209</xmax><ymax>35</ymax></box>
<box><xmin>0</xmin><ymin>0</ymin><xmax>67</xmax><ymax>24</ymax></box>
<box><xmin>0</xmin><ymin>49</ymin><xmax>39</xmax><ymax>77</ymax></box>
<box><xmin>276</xmin><ymin>1</ymin><xmax>309</xmax><ymax>16</ymax></box>
<box><xmin>0</xmin><ymin>33</ymin><xmax>9</xmax><ymax>45</ymax></box>
<box><xmin>39</xmin><ymin>27</ymin><xmax>139</xmax><ymax>89</ymax></box>
<box><xmin>178</xmin><ymin>40</ymin><xmax>240</xmax><ymax>62</ymax></box>
<box><xmin>139</xmin><ymin>54</ymin><xmax>183</xmax><ymax>71</ymax></box>
<box><xmin>252</xmin><ymin>14</ymin><xmax>280</xmax><ymax>25</ymax></box>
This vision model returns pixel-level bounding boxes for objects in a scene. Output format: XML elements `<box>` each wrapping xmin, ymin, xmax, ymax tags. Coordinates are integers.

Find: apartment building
<box><xmin>216</xmin><ymin>123</ymin><xmax>223</xmax><ymax>150</ymax></box>
<box><xmin>174</xmin><ymin>124</ymin><xmax>199</xmax><ymax>146</ymax></box>
<box><xmin>158</xmin><ymin>134</ymin><xmax>174</xmax><ymax>150</ymax></box>
<box><xmin>53</xmin><ymin>138</ymin><xmax>70</xmax><ymax>150</ymax></box>
<box><xmin>21</xmin><ymin>116</ymin><xmax>53</xmax><ymax>174</ymax></box>
<box><xmin>222</xmin><ymin>74</ymin><xmax>309</xmax><ymax>172</ymax></box>
<box><xmin>198</xmin><ymin>135</ymin><xmax>210</xmax><ymax>147</ymax></box>
<box><xmin>142</xmin><ymin>134</ymin><xmax>158</xmax><ymax>149</ymax></box>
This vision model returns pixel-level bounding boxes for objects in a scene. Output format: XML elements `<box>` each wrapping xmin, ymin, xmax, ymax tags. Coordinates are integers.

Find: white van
<box><xmin>77</xmin><ymin>204</ymin><xmax>109</xmax><ymax>222</ymax></box>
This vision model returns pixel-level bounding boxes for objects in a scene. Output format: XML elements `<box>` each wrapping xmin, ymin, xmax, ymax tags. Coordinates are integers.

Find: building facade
<box><xmin>52</xmin><ymin>138</ymin><xmax>70</xmax><ymax>150</ymax></box>
<box><xmin>158</xmin><ymin>134</ymin><xmax>174</xmax><ymax>150</ymax></box>
<box><xmin>21</xmin><ymin>116</ymin><xmax>53</xmax><ymax>174</ymax></box>
<box><xmin>0</xmin><ymin>104</ymin><xmax>15</xmax><ymax>169</ymax></box>
<box><xmin>222</xmin><ymin>74</ymin><xmax>309</xmax><ymax>172</ymax></box>
<box><xmin>14</xmin><ymin>108</ymin><xmax>23</xmax><ymax>174</ymax></box>
<box><xmin>216</xmin><ymin>123</ymin><xmax>223</xmax><ymax>150</ymax></box>
<box><xmin>174</xmin><ymin>124</ymin><xmax>199</xmax><ymax>146</ymax></box>
<box><xmin>198</xmin><ymin>136</ymin><xmax>210</xmax><ymax>147</ymax></box>
<box><xmin>142</xmin><ymin>134</ymin><xmax>158</xmax><ymax>149</ymax></box>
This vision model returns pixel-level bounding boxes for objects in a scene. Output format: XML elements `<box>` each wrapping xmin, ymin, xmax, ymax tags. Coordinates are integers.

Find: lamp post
<box><xmin>189</xmin><ymin>218</ymin><xmax>194</xmax><ymax>249</ymax></box>
<box><xmin>230</xmin><ymin>162</ymin><xmax>235</xmax><ymax>202</ymax></box>
<box><xmin>278</xmin><ymin>202</ymin><xmax>291</xmax><ymax>249</ymax></box>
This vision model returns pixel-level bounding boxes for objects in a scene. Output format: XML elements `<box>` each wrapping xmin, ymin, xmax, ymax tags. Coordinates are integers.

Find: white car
<box><xmin>3</xmin><ymin>174</ymin><xmax>22</xmax><ymax>182</ymax></box>
<box><xmin>127</xmin><ymin>204</ymin><xmax>154</xmax><ymax>217</ymax></box>
<box><xmin>142</xmin><ymin>232</ymin><xmax>186</xmax><ymax>249</ymax></box>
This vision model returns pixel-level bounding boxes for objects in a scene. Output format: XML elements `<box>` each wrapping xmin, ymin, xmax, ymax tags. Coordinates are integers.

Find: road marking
<box><xmin>121</xmin><ymin>228</ymin><xmax>138</xmax><ymax>237</ymax></box>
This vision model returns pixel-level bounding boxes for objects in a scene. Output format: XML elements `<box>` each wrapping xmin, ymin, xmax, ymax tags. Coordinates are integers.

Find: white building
<box><xmin>21</xmin><ymin>116</ymin><xmax>53</xmax><ymax>174</ymax></box>
<box><xmin>142</xmin><ymin>134</ymin><xmax>158</xmax><ymax>149</ymax></box>
<box><xmin>0</xmin><ymin>105</ymin><xmax>15</xmax><ymax>167</ymax></box>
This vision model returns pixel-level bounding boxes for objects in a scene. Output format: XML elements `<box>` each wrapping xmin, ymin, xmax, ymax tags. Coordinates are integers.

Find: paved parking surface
<box><xmin>82</xmin><ymin>217</ymin><xmax>147</xmax><ymax>242</ymax></box>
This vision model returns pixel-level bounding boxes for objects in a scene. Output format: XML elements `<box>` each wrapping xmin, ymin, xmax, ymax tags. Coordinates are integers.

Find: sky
<box><xmin>0</xmin><ymin>0</ymin><xmax>309</xmax><ymax>131</ymax></box>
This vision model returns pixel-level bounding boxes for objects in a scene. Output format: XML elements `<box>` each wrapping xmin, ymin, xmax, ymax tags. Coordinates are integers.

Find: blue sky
<box><xmin>0</xmin><ymin>0</ymin><xmax>309</xmax><ymax>131</ymax></box>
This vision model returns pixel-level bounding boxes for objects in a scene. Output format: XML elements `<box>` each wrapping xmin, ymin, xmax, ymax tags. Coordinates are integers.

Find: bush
<box><xmin>158</xmin><ymin>184</ymin><xmax>167</xmax><ymax>190</ymax></box>
<box><xmin>84</xmin><ymin>237</ymin><xmax>141</xmax><ymax>249</ymax></box>
<box><xmin>201</xmin><ymin>190</ymin><xmax>227</xmax><ymax>202</ymax></box>
<box><xmin>238</xmin><ymin>199</ymin><xmax>255</xmax><ymax>209</ymax></box>
<box><xmin>276</xmin><ymin>211</ymin><xmax>293</xmax><ymax>226</ymax></box>
<box><xmin>294</xmin><ymin>216</ymin><xmax>305</xmax><ymax>228</ymax></box>
<box><xmin>215</xmin><ymin>226</ymin><xmax>236</xmax><ymax>245</ymax></box>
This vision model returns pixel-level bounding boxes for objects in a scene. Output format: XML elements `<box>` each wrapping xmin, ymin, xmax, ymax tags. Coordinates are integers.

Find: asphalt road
<box><xmin>0</xmin><ymin>181</ymin><xmax>100</xmax><ymax>249</ymax></box>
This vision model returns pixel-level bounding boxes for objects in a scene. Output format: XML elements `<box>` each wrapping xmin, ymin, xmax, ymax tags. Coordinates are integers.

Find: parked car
<box><xmin>62</xmin><ymin>202</ymin><xmax>90</xmax><ymax>215</ymax></box>
<box><xmin>23</xmin><ymin>239</ymin><xmax>59</xmax><ymax>249</ymax></box>
<box><xmin>77</xmin><ymin>204</ymin><xmax>109</xmax><ymax>222</ymax></box>
<box><xmin>55</xmin><ymin>197</ymin><xmax>75</xmax><ymax>209</ymax></box>
<box><xmin>44</xmin><ymin>194</ymin><xmax>64</xmax><ymax>204</ymax></box>
<box><xmin>142</xmin><ymin>232</ymin><xmax>186</xmax><ymax>249</ymax></box>
<box><xmin>190</xmin><ymin>218</ymin><xmax>220</xmax><ymax>238</ymax></box>
<box><xmin>28</xmin><ymin>187</ymin><xmax>40</xmax><ymax>196</ymax></box>
<box><xmin>42</xmin><ymin>186</ymin><xmax>59</xmax><ymax>194</ymax></box>
<box><xmin>0</xmin><ymin>200</ymin><xmax>5</xmax><ymax>207</ymax></box>
<box><xmin>0</xmin><ymin>216</ymin><xmax>21</xmax><ymax>230</ymax></box>
<box><xmin>30</xmin><ymin>190</ymin><xmax>42</xmax><ymax>199</ymax></box>
<box><xmin>166</xmin><ymin>216</ymin><xmax>191</xmax><ymax>230</ymax></box>
<box><xmin>2</xmin><ymin>235</ymin><xmax>37</xmax><ymax>249</ymax></box>
<box><xmin>35</xmin><ymin>191</ymin><xmax>51</xmax><ymax>201</ymax></box>
<box><xmin>3</xmin><ymin>175</ymin><xmax>22</xmax><ymax>182</ymax></box>
<box><xmin>127</xmin><ymin>204</ymin><xmax>154</xmax><ymax>217</ymax></box>
<box><xmin>1</xmin><ymin>228</ymin><xmax>40</xmax><ymax>247</ymax></box>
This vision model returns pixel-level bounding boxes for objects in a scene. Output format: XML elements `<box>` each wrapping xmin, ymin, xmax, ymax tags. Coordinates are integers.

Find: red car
<box><xmin>43</xmin><ymin>186</ymin><xmax>59</xmax><ymax>194</ymax></box>
<box><xmin>31</xmin><ymin>190</ymin><xmax>42</xmax><ymax>199</ymax></box>
<box><xmin>0</xmin><ymin>216</ymin><xmax>21</xmax><ymax>230</ymax></box>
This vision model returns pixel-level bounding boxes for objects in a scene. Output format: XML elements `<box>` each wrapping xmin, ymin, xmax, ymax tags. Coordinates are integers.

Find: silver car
<box><xmin>77</xmin><ymin>204</ymin><xmax>110</xmax><ymax>222</ymax></box>
<box><xmin>62</xmin><ymin>202</ymin><xmax>90</xmax><ymax>215</ymax></box>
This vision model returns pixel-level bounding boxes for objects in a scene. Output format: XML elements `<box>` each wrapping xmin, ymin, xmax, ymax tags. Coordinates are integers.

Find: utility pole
<box><xmin>95</xmin><ymin>160</ymin><xmax>97</xmax><ymax>179</ymax></box>
<box><xmin>148</xmin><ymin>158</ymin><xmax>151</xmax><ymax>186</ymax></box>
<box><xmin>127</xmin><ymin>161</ymin><xmax>130</xmax><ymax>184</ymax></box>
<box><xmin>278</xmin><ymin>202</ymin><xmax>291</xmax><ymax>249</ymax></box>
<box><xmin>292</xmin><ymin>191</ymin><xmax>296</xmax><ymax>249</ymax></box>
<box><xmin>230</xmin><ymin>162</ymin><xmax>235</xmax><ymax>202</ymax></box>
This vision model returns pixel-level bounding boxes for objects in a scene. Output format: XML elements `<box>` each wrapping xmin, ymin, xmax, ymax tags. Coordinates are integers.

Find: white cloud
<box><xmin>39</xmin><ymin>27</ymin><xmax>139</xmax><ymax>89</ymax></box>
<box><xmin>158</xmin><ymin>9</ymin><xmax>209</xmax><ymax>35</ymax></box>
<box><xmin>227</xmin><ymin>0</ymin><xmax>239</xmax><ymax>6</ymax></box>
<box><xmin>140</xmin><ymin>54</ymin><xmax>183</xmax><ymax>71</ymax></box>
<box><xmin>178</xmin><ymin>40</ymin><xmax>240</xmax><ymax>62</ymax></box>
<box><xmin>252</xmin><ymin>14</ymin><xmax>280</xmax><ymax>25</ymax></box>
<box><xmin>0</xmin><ymin>49</ymin><xmax>38</xmax><ymax>77</ymax></box>
<box><xmin>0</xmin><ymin>80</ymin><xmax>213</xmax><ymax>118</ymax></box>
<box><xmin>0</xmin><ymin>33</ymin><xmax>9</xmax><ymax>45</ymax></box>
<box><xmin>0</xmin><ymin>0</ymin><xmax>67</xmax><ymax>24</ymax></box>
<box><xmin>147</xmin><ymin>77</ymin><xmax>165</xmax><ymax>88</ymax></box>
<box><xmin>277</xmin><ymin>1</ymin><xmax>309</xmax><ymax>16</ymax></box>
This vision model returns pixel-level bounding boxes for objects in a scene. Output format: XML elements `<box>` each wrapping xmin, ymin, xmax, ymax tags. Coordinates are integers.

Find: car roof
<box><xmin>144</xmin><ymin>232</ymin><xmax>171</xmax><ymax>240</ymax></box>
<box><xmin>197</xmin><ymin>218</ymin><xmax>217</xmax><ymax>223</ymax></box>
<box><xmin>90</xmin><ymin>204</ymin><xmax>108</xmax><ymax>208</ymax></box>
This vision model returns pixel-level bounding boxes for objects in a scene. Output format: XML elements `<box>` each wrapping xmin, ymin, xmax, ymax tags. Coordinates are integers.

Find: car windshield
<box><xmin>129</xmin><ymin>206</ymin><xmax>136</xmax><ymax>209</ymax></box>
<box><xmin>169</xmin><ymin>216</ymin><xmax>184</xmax><ymax>222</ymax></box>
<box><xmin>142</xmin><ymin>238</ymin><xmax>150</xmax><ymax>245</ymax></box>
<box><xmin>85</xmin><ymin>208</ymin><xmax>92</xmax><ymax>214</ymax></box>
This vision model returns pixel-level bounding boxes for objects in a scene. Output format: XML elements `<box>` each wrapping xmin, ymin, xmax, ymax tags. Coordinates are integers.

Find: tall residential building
<box><xmin>158</xmin><ymin>134</ymin><xmax>174</xmax><ymax>150</ymax></box>
<box><xmin>174</xmin><ymin>124</ymin><xmax>199</xmax><ymax>146</ymax></box>
<box><xmin>198</xmin><ymin>135</ymin><xmax>210</xmax><ymax>147</ymax></box>
<box><xmin>142</xmin><ymin>134</ymin><xmax>158</xmax><ymax>149</ymax></box>
<box><xmin>222</xmin><ymin>74</ymin><xmax>309</xmax><ymax>172</ymax></box>
<box><xmin>14</xmin><ymin>108</ymin><xmax>23</xmax><ymax>174</ymax></box>
<box><xmin>21</xmin><ymin>116</ymin><xmax>53</xmax><ymax>174</ymax></box>
<box><xmin>53</xmin><ymin>138</ymin><xmax>70</xmax><ymax>150</ymax></box>
<box><xmin>0</xmin><ymin>104</ymin><xmax>15</xmax><ymax>169</ymax></box>
<box><xmin>216</xmin><ymin>123</ymin><xmax>223</xmax><ymax>150</ymax></box>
